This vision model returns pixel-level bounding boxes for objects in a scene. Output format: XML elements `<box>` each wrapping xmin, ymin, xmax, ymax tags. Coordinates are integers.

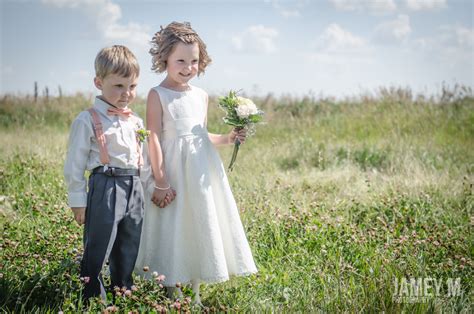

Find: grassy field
<box><xmin>0</xmin><ymin>86</ymin><xmax>473</xmax><ymax>312</ymax></box>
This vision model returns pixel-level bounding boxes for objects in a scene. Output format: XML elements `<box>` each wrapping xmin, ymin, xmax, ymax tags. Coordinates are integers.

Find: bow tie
<box><xmin>107</xmin><ymin>107</ymin><xmax>133</xmax><ymax>119</ymax></box>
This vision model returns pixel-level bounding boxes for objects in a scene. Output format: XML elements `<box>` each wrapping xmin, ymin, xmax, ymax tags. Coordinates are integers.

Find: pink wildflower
<box><xmin>173</xmin><ymin>301</ymin><xmax>181</xmax><ymax>310</ymax></box>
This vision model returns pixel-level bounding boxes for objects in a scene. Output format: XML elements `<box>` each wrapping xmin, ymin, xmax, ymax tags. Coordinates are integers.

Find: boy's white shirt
<box><xmin>64</xmin><ymin>97</ymin><xmax>144</xmax><ymax>208</ymax></box>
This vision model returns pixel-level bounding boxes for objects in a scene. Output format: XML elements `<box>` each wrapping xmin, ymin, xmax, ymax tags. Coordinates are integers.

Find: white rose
<box><xmin>235</xmin><ymin>97</ymin><xmax>258</xmax><ymax>118</ymax></box>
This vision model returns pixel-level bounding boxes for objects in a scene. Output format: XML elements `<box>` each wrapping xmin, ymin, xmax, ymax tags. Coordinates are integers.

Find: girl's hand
<box><xmin>229</xmin><ymin>128</ymin><xmax>247</xmax><ymax>144</ymax></box>
<box><xmin>160</xmin><ymin>188</ymin><xmax>177</xmax><ymax>208</ymax></box>
<box><xmin>151</xmin><ymin>186</ymin><xmax>177</xmax><ymax>208</ymax></box>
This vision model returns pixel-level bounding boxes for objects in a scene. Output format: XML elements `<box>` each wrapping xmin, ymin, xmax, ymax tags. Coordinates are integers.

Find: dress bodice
<box><xmin>152</xmin><ymin>85</ymin><xmax>208</xmax><ymax>140</ymax></box>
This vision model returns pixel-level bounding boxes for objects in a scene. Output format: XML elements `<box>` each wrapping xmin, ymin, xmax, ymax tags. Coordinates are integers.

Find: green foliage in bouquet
<box><xmin>218</xmin><ymin>90</ymin><xmax>264</xmax><ymax>171</ymax></box>
<box><xmin>218</xmin><ymin>91</ymin><xmax>264</xmax><ymax>127</ymax></box>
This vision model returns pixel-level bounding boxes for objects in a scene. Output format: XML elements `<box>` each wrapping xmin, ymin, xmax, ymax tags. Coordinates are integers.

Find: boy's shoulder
<box><xmin>73</xmin><ymin>109</ymin><xmax>94</xmax><ymax>124</ymax></box>
<box><xmin>67</xmin><ymin>110</ymin><xmax>94</xmax><ymax>135</ymax></box>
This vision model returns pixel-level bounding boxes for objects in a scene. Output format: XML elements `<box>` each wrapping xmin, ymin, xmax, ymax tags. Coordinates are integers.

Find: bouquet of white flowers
<box><xmin>218</xmin><ymin>90</ymin><xmax>264</xmax><ymax>171</ymax></box>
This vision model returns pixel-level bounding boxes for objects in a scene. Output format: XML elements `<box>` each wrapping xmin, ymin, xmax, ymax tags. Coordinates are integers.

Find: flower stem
<box><xmin>228</xmin><ymin>139</ymin><xmax>240</xmax><ymax>172</ymax></box>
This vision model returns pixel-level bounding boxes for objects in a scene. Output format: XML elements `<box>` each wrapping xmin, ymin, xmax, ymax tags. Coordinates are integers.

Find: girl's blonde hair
<box><xmin>95</xmin><ymin>45</ymin><xmax>140</xmax><ymax>79</ymax></box>
<box><xmin>150</xmin><ymin>22</ymin><xmax>211</xmax><ymax>76</ymax></box>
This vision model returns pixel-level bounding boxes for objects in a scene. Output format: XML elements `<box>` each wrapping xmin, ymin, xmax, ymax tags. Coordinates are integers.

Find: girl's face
<box><xmin>165</xmin><ymin>42</ymin><xmax>199</xmax><ymax>88</ymax></box>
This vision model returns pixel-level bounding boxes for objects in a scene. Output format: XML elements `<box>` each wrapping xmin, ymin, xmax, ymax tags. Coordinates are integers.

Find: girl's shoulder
<box><xmin>149</xmin><ymin>84</ymin><xmax>205</xmax><ymax>95</ymax></box>
<box><xmin>190</xmin><ymin>84</ymin><xmax>206</xmax><ymax>94</ymax></box>
<box><xmin>149</xmin><ymin>85</ymin><xmax>162</xmax><ymax>95</ymax></box>
<box><xmin>150</xmin><ymin>85</ymin><xmax>208</xmax><ymax>104</ymax></box>
<box><xmin>189</xmin><ymin>85</ymin><xmax>208</xmax><ymax>101</ymax></box>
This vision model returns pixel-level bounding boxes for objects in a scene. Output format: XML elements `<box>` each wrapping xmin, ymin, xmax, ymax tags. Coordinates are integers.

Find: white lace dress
<box><xmin>135</xmin><ymin>85</ymin><xmax>257</xmax><ymax>286</ymax></box>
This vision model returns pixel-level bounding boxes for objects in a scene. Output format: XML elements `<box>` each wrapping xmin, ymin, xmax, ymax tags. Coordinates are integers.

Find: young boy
<box><xmin>64</xmin><ymin>45</ymin><xmax>144</xmax><ymax>300</ymax></box>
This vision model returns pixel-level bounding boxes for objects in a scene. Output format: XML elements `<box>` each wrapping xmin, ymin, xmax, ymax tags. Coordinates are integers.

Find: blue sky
<box><xmin>1</xmin><ymin>0</ymin><xmax>473</xmax><ymax>98</ymax></box>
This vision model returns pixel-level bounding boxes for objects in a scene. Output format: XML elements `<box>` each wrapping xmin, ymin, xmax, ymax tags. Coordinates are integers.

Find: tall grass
<box><xmin>0</xmin><ymin>85</ymin><xmax>473</xmax><ymax>312</ymax></box>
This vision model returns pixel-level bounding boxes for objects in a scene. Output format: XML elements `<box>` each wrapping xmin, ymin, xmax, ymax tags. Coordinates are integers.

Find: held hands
<box><xmin>229</xmin><ymin>128</ymin><xmax>247</xmax><ymax>144</ymax></box>
<box><xmin>151</xmin><ymin>184</ymin><xmax>176</xmax><ymax>208</ymax></box>
<box><xmin>71</xmin><ymin>207</ymin><xmax>86</xmax><ymax>225</ymax></box>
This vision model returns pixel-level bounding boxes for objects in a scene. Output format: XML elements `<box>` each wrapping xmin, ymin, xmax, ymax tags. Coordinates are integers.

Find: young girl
<box><xmin>135</xmin><ymin>22</ymin><xmax>257</xmax><ymax>304</ymax></box>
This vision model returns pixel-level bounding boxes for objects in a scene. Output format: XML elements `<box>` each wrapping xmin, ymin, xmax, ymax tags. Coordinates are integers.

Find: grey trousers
<box><xmin>81</xmin><ymin>172</ymin><xmax>144</xmax><ymax>300</ymax></box>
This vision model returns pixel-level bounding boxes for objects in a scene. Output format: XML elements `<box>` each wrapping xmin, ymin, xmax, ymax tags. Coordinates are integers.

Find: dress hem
<box><xmin>136</xmin><ymin>269</ymin><xmax>258</xmax><ymax>287</ymax></box>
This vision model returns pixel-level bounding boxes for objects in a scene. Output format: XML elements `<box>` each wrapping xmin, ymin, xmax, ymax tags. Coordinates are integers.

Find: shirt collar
<box><xmin>93</xmin><ymin>96</ymin><xmax>130</xmax><ymax>121</ymax></box>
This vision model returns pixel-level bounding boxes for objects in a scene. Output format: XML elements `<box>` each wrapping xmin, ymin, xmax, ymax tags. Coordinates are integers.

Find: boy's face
<box><xmin>165</xmin><ymin>42</ymin><xmax>199</xmax><ymax>87</ymax></box>
<box><xmin>94</xmin><ymin>73</ymin><xmax>138</xmax><ymax>108</ymax></box>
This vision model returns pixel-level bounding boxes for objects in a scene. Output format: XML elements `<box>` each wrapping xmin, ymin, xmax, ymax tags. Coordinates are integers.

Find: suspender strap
<box><xmin>88</xmin><ymin>107</ymin><xmax>143</xmax><ymax>168</ymax></box>
<box><xmin>136</xmin><ymin>135</ymin><xmax>144</xmax><ymax>168</ymax></box>
<box><xmin>88</xmin><ymin>108</ymin><xmax>110</xmax><ymax>165</ymax></box>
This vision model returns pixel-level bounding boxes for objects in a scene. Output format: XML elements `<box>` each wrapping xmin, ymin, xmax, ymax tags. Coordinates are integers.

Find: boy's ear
<box><xmin>93</xmin><ymin>77</ymin><xmax>103</xmax><ymax>90</ymax></box>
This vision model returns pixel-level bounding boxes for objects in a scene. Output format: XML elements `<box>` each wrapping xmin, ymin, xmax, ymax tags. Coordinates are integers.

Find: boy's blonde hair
<box><xmin>95</xmin><ymin>45</ymin><xmax>140</xmax><ymax>79</ymax></box>
<box><xmin>150</xmin><ymin>22</ymin><xmax>211</xmax><ymax>76</ymax></box>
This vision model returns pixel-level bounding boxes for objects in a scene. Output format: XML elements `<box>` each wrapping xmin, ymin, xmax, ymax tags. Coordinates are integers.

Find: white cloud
<box><xmin>42</xmin><ymin>0</ymin><xmax>83</xmax><ymax>7</ymax></box>
<box><xmin>42</xmin><ymin>0</ymin><xmax>150</xmax><ymax>49</ymax></box>
<box><xmin>454</xmin><ymin>26</ymin><xmax>474</xmax><ymax>47</ymax></box>
<box><xmin>411</xmin><ymin>24</ymin><xmax>473</xmax><ymax>73</ymax></box>
<box><xmin>231</xmin><ymin>25</ymin><xmax>279</xmax><ymax>54</ymax></box>
<box><xmin>405</xmin><ymin>0</ymin><xmax>447</xmax><ymax>11</ymax></box>
<box><xmin>270</xmin><ymin>0</ymin><xmax>303</xmax><ymax>18</ymax></box>
<box><xmin>374</xmin><ymin>15</ymin><xmax>411</xmax><ymax>43</ymax></box>
<box><xmin>429</xmin><ymin>25</ymin><xmax>474</xmax><ymax>48</ymax></box>
<box><xmin>104</xmin><ymin>23</ymin><xmax>150</xmax><ymax>47</ymax></box>
<box><xmin>329</xmin><ymin>0</ymin><xmax>396</xmax><ymax>14</ymax></box>
<box><xmin>307</xmin><ymin>23</ymin><xmax>372</xmax><ymax>69</ymax></box>
<box><xmin>316</xmin><ymin>23</ymin><xmax>367</xmax><ymax>52</ymax></box>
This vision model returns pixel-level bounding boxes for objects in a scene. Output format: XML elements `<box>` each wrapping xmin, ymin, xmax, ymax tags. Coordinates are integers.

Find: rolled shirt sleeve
<box><xmin>64</xmin><ymin>113</ymin><xmax>94</xmax><ymax>208</ymax></box>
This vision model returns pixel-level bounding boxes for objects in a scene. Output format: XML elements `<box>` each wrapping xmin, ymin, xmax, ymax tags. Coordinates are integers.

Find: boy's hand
<box><xmin>71</xmin><ymin>207</ymin><xmax>86</xmax><ymax>225</ymax></box>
